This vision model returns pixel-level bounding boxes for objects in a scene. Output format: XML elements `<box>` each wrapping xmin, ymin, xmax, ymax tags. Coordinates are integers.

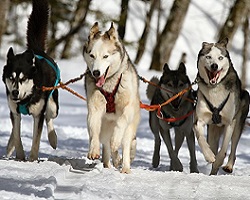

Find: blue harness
<box><xmin>18</xmin><ymin>54</ymin><xmax>60</xmax><ymax>115</ymax></box>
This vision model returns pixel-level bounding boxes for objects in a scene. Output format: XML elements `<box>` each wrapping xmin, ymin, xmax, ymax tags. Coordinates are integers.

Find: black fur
<box><xmin>2</xmin><ymin>0</ymin><xmax>59</xmax><ymax>160</ymax></box>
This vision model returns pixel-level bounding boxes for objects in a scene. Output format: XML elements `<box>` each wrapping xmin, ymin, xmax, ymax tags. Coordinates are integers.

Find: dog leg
<box><xmin>149</xmin><ymin>112</ymin><xmax>161</xmax><ymax>168</ymax></box>
<box><xmin>207</xmin><ymin>125</ymin><xmax>223</xmax><ymax>155</ymax></box>
<box><xmin>9</xmin><ymin>112</ymin><xmax>25</xmax><ymax>160</ymax></box>
<box><xmin>160</xmin><ymin>128</ymin><xmax>183</xmax><ymax>172</ymax></box>
<box><xmin>130</xmin><ymin>138</ymin><xmax>137</xmax><ymax>163</ymax></box>
<box><xmin>102</xmin><ymin>143</ymin><xmax>112</xmax><ymax>168</ymax></box>
<box><xmin>193</xmin><ymin>120</ymin><xmax>215</xmax><ymax>163</ymax></box>
<box><xmin>29</xmin><ymin>114</ymin><xmax>44</xmax><ymax>161</ymax></box>
<box><xmin>45</xmin><ymin>96</ymin><xmax>58</xmax><ymax>149</ymax></box>
<box><xmin>210</xmin><ymin>120</ymin><xmax>236</xmax><ymax>175</ymax></box>
<box><xmin>186</xmin><ymin>129</ymin><xmax>199</xmax><ymax>173</ymax></box>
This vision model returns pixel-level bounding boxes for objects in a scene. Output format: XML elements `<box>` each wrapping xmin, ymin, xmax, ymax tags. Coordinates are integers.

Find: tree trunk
<box><xmin>60</xmin><ymin>0</ymin><xmax>90</xmax><ymax>59</ymax></box>
<box><xmin>118</xmin><ymin>0</ymin><xmax>129</xmax><ymax>40</ymax></box>
<box><xmin>134</xmin><ymin>0</ymin><xmax>158</xmax><ymax>65</ymax></box>
<box><xmin>149</xmin><ymin>0</ymin><xmax>190</xmax><ymax>71</ymax></box>
<box><xmin>217</xmin><ymin>0</ymin><xmax>250</xmax><ymax>43</ymax></box>
<box><xmin>241</xmin><ymin>10</ymin><xmax>249</xmax><ymax>89</ymax></box>
<box><xmin>0</xmin><ymin>0</ymin><xmax>10</xmax><ymax>48</ymax></box>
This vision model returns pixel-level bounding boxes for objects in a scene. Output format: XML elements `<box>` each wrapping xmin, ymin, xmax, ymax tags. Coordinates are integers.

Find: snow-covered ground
<box><xmin>0</xmin><ymin>0</ymin><xmax>250</xmax><ymax>199</ymax></box>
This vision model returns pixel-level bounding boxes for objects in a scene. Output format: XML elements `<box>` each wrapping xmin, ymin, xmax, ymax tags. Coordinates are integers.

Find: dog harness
<box><xmin>202</xmin><ymin>93</ymin><xmax>230</xmax><ymax>124</ymax></box>
<box><xmin>18</xmin><ymin>54</ymin><xmax>60</xmax><ymax>115</ymax></box>
<box><xmin>99</xmin><ymin>74</ymin><xmax>122</xmax><ymax>113</ymax></box>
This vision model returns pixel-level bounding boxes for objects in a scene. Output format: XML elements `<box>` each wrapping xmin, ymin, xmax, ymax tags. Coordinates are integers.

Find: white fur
<box><xmin>84</xmin><ymin>22</ymin><xmax>140</xmax><ymax>173</ymax></box>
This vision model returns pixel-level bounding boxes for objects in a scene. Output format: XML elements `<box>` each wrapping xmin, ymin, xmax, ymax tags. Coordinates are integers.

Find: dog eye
<box><xmin>218</xmin><ymin>56</ymin><xmax>223</xmax><ymax>60</ymax></box>
<box><xmin>103</xmin><ymin>55</ymin><xmax>109</xmax><ymax>59</ymax></box>
<box><xmin>205</xmin><ymin>56</ymin><xmax>211</xmax><ymax>59</ymax></box>
<box><xmin>179</xmin><ymin>83</ymin><xmax>184</xmax><ymax>87</ymax></box>
<box><xmin>89</xmin><ymin>54</ymin><xmax>95</xmax><ymax>59</ymax></box>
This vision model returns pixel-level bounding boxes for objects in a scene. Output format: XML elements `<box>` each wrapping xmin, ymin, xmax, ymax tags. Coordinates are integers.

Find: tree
<box><xmin>60</xmin><ymin>0</ymin><xmax>91</xmax><ymax>59</ymax></box>
<box><xmin>0</xmin><ymin>0</ymin><xmax>10</xmax><ymax>48</ymax></box>
<box><xmin>118</xmin><ymin>0</ymin><xmax>129</xmax><ymax>40</ymax></box>
<box><xmin>149</xmin><ymin>0</ymin><xmax>190</xmax><ymax>71</ymax></box>
<box><xmin>217</xmin><ymin>0</ymin><xmax>250</xmax><ymax>43</ymax></box>
<box><xmin>134</xmin><ymin>0</ymin><xmax>159</xmax><ymax>65</ymax></box>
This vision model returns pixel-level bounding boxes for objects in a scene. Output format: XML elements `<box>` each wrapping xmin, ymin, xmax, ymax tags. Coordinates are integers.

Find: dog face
<box><xmin>83</xmin><ymin>22</ymin><xmax>124</xmax><ymax>88</ymax></box>
<box><xmin>160</xmin><ymin>62</ymin><xmax>191</xmax><ymax>110</ymax></box>
<box><xmin>197</xmin><ymin>38</ymin><xmax>230</xmax><ymax>85</ymax></box>
<box><xmin>3</xmin><ymin>47</ymin><xmax>35</xmax><ymax>102</ymax></box>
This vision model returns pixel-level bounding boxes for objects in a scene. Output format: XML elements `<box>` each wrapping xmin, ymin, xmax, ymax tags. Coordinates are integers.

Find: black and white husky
<box><xmin>2</xmin><ymin>0</ymin><xmax>59</xmax><ymax>161</ymax></box>
<box><xmin>194</xmin><ymin>38</ymin><xmax>249</xmax><ymax>175</ymax></box>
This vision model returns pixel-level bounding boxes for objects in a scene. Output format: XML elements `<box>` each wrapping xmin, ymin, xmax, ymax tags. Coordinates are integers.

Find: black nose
<box><xmin>12</xmin><ymin>90</ymin><xmax>19</xmax><ymax>98</ymax></box>
<box><xmin>211</xmin><ymin>63</ymin><xmax>218</xmax><ymax>71</ymax></box>
<box><xmin>93</xmin><ymin>70</ymin><xmax>100</xmax><ymax>78</ymax></box>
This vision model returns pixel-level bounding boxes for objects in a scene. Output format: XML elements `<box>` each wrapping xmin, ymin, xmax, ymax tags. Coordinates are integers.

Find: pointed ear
<box><xmin>7</xmin><ymin>47</ymin><xmax>15</xmax><ymax>59</ymax></box>
<box><xmin>217</xmin><ymin>38</ymin><xmax>228</xmax><ymax>48</ymax></box>
<box><xmin>24</xmin><ymin>49</ymin><xmax>35</xmax><ymax>65</ymax></box>
<box><xmin>178</xmin><ymin>62</ymin><xmax>186</xmax><ymax>74</ymax></box>
<box><xmin>89</xmin><ymin>22</ymin><xmax>100</xmax><ymax>40</ymax></box>
<box><xmin>104</xmin><ymin>22</ymin><xmax>118</xmax><ymax>40</ymax></box>
<box><xmin>163</xmin><ymin>63</ymin><xmax>170</xmax><ymax>72</ymax></box>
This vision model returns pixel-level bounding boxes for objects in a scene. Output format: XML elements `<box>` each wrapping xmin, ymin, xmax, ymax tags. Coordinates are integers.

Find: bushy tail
<box><xmin>26</xmin><ymin>0</ymin><xmax>49</xmax><ymax>52</ymax></box>
<box><xmin>146</xmin><ymin>76</ymin><xmax>159</xmax><ymax>100</ymax></box>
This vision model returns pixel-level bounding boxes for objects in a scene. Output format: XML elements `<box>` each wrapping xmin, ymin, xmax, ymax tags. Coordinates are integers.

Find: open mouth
<box><xmin>95</xmin><ymin>67</ymin><xmax>109</xmax><ymax>88</ymax></box>
<box><xmin>205</xmin><ymin>68</ymin><xmax>222</xmax><ymax>85</ymax></box>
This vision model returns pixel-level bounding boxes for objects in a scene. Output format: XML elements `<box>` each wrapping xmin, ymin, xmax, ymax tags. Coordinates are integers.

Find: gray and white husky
<box><xmin>147</xmin><ymin>63</ymin><xmax>198</xmax><ymax>173</ymax></box>
<box><xmin>194</xmin><ymin>38</ymin><xmax>249</xmax><ymax>175</ymax></box>
<box><xmin>83</xmin><ymin>22</ymin><xmax>141</xmax><ymax>173</ymax></box>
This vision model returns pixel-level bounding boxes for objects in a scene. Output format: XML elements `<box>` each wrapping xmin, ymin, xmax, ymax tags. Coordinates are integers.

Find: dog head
<box><xmin>160</xmin><ymin>62</ymin><xmax>191</xmax><ymax>110</ymax></box>
<box><xmin>83</xmin><ymin>22</ymin><xmax>124</xmax><ymax>88</ymax></box>
<box><xmin>3</xmin><ymin>47</ymin><xmax>36</xmax><ymax>102</ymax></box>
<box><xmin>197</xmin><ymin>38</ymin><xmax>231</xmax><ymax>85</ymax></box>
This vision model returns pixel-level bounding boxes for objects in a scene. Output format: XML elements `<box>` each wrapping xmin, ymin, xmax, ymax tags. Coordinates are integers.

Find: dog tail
<box><xmin>26</xmin><ymin>0</ymin><xmax>49</xmax><ymax>52</ymax></box>
<box><xmin>146</xmin><ymin>76</ymin><xmax>159</xmax><ymax>100</ymax></box>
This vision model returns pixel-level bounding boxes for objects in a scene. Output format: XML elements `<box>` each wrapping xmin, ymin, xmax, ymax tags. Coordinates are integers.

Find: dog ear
<box><xmin>104</xmin><ymin>22</ymin><xmax>118</xmax><ymax>41</ymax></box>
<box><xmin>178</xmin><ymin>62</ymin><xmax>186</xmax><ymax>74</ymax></box>
<box><xmin>163</xmin><ymin>63</ymin><xmax>171</xmax><ymax>72</ymax></box>
<box><xmin>89</xmin><ymin>22</ymin><xmax>100</xmax><ymax>40</ymax></box>
<box><xmin>7</xmin><ymin>47</ymin><xmax>15</xmax><ymax>59</ymax></box>
<box><xmin>217</xmin><ymin>38</ymin><xmax>228</xmax><ymax>47</ymax></box>
<box><xmin>24</xmin><ymin>49</ymin><xmax>35</xmax><ymax>65</ymax></box>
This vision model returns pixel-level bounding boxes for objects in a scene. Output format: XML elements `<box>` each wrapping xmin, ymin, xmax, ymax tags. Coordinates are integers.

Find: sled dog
<box><xmin>147</xmin><ymin>63</ymin><xmax>198</xmax><ymax>173</ymax></box>
<box><xmin>194</xmin><ymin>38</ymin><xmax>249</xmax><ymax>175</ymax></box>
<box><xmin>2</xmin><ymin>0</ymin><xmax>59</xmax><ymax>161</ymax></box>
<box><xmin>83</xmin><ymin>22</ymin><xmax>141</xmax><ymax>173</ymax></box>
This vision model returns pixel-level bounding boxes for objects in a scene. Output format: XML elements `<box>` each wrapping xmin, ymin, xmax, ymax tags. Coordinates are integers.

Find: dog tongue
<box><xmin>96</xmin><ymin>75</ymin><xmax>105</xmax><ymax>88</ymax></box>
<box><xmin>209</xmin><ymin>71</ymin><xmax>219</xmax><ymax>84</ymax></box>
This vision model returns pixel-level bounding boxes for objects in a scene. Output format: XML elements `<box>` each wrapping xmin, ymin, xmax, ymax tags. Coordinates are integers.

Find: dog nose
<box><xmin>211</xmin><ymin>63</ymin><xmax>218</xmax><ymax>71</ymax></box>
<box><xmin>93</xmin><ymin>70</ymin><xmax>100</xmax><ymax>78</ymax></box>
<box><xmin>12</xmin><ymin>90</ymin><xmax>19</xmax><ymax>98</ymax></box>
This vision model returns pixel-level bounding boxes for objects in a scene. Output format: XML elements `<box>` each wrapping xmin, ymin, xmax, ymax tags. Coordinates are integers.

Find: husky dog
<box><xmin>194</xmin><ymin>38</ymin><xmax>249</xmax><ymax>175</ymax></box>
<box><xmin>147</xmin><ymin>63</ymin><xmax>198</xmax><ymax>173</ymax></box>
<box><xmin>2</xmin><ymin>0</ymin><xmax>59</xmax><ymax>161</ymax></box>
<box><xmin>83</xmin><ymin>22</ymin><xmax>141</xmax><ymax>173</ymax></box>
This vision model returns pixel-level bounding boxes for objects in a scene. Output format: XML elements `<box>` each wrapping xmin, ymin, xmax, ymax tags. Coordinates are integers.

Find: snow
<box><xmin>0</xmin><ymin>0</ymin><xmax>250</xmax><ymax>199</ymax></box>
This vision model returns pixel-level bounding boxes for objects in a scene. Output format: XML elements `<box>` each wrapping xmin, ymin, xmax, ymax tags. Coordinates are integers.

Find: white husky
<box><xmin>83</xmin><ymin>22</ymin><xmax>141</xmax><ymax>173</ymax></box>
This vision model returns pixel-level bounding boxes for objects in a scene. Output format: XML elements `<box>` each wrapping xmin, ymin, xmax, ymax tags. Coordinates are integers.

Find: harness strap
<box><xmin>18</xmin><ymin>54</ymin><xmax>60</xmax><ymax>115</ymax></box>
<box><xmin>203</xmin><ymin>93</ymin><xmax>230</xmax><ymax>124</ymax></box>
<box><xmin>99</xmin><ymin>74</ymin><xmax>122</xmax><ymax>113</ymax></box>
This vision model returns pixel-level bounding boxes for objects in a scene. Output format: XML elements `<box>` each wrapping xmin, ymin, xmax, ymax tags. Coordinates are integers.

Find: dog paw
<box><xmin>203</xmin><ymin>150</ymin><xmax>216</xmax><ymax>163</ymax></box>
<box><xmin>87</xmin><ymin>151</ymin><xmax>100</xmax><ymax>160</ymax></box>
<box><xmin>48</xmin><ymin>130</ymin><xmax>57</xmax><ymax>149</ymax></box>
<box><xmin>222</xmin><ymin>165</ymin><xmax>233</xmax><ymax>173</ymax></box>
<box><xmin>121</xmin><ymin>167</ymin><xmax>131</xmax><ymax>174</ymax></box>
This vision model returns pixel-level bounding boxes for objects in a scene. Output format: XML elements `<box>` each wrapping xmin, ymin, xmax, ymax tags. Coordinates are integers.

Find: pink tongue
<box><xmin>95</xmin><ymin>75</ymin><xmax>105</xmax><ymax>87</ymax></box>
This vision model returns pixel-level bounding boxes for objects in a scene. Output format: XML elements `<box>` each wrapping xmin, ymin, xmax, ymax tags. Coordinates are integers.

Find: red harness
<box><xmin>99</xmin><ymin>75</ymin><xmax>122</xmax><ymax>113</ymax></box>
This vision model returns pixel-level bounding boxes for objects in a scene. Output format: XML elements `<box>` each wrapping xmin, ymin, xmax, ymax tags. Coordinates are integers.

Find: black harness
<box><xmin>202</xmin><ymin>93</ymin><xmax>230</xmax><ymax>124</ymax></box>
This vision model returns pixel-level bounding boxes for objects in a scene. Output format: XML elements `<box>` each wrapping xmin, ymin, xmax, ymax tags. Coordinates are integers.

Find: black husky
<box><xmin>2</xmin><ymin>0</ymin><xmax>59</xmax><ymax>161</ymax></box>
